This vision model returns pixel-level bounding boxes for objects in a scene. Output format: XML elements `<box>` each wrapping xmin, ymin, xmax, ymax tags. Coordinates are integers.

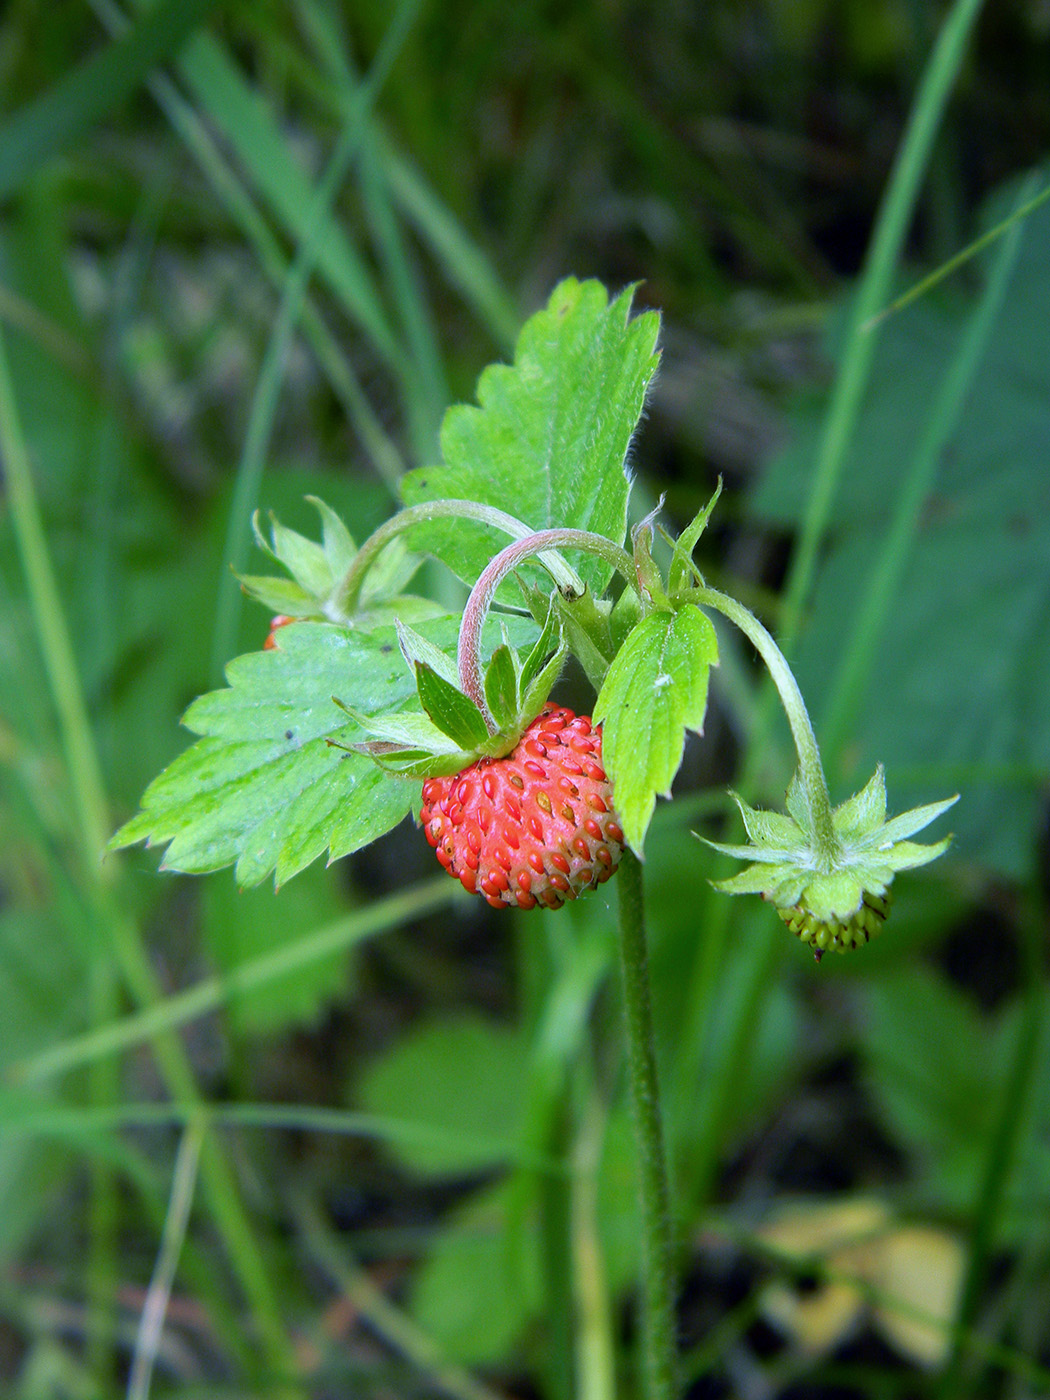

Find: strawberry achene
<box><xmin>420</xmin><ymin>703</ymin><xmax>624</xmax><ymax>910</ymax></box>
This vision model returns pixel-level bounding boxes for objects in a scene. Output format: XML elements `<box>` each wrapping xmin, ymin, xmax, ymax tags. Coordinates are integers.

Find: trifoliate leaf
<box><xmin>401</xmin><ymin>278</ymin><xmax>660</xmax><ymax>597</ymax></box>
<box><xmin>111</xmin><ymin>619</ymin><xmax>473</xmax><ymax>886</ymax></box>
<box><xmin>594</xmin><ymin>603</ymin><xmax>718</xmax><ymax>853</ymax></box>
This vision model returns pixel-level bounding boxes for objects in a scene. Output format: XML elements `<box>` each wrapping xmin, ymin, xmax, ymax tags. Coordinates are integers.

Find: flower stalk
<box><xmin>617</xmin><ymin>850</ymin><xmax>678</xmax><ymax>1400</ymax></box>
<box><xmin>456</xmin><ymin>528</ymin><xmax>635</xmax><ymax>725</ymax></box>
<box><xmin>692</xmin><ymin>585</ymin><xmax>839</xmax><ymax>861</ymax></box>
<box><xmin>333</xmin><ymin>500</ymin><xmax>587</xmax><ymax>617</ymax></box>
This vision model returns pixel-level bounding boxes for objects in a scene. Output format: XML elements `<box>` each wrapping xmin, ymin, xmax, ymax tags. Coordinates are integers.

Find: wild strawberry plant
<box><xmin>113</xmin><ymin>277</ymin><xmax>956</xmax><ymax>1399</ymax></box>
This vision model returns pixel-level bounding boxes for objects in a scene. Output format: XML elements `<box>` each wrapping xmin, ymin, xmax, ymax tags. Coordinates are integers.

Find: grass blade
<box><xmin>820</xmin><ymin>174</ymin><xmax>1035</xmax><ymax>771</ymax></box>
<box><xmin>8</xmin><ymin>878</ymin><xmax>459</xmax><ymax>1087</ymax></box>
<box><xmin>208</xmin><ymin>0</ymin><xmax>424</xmax><ymax>679</ymax></box>
<box><xmin>775</xmin><ymin>0</ymin><xmax>988</xmax><ymax>654</ymax></box>
<box><xmin>0</xmin><ymin>0</ymin><xmax>224</xmax><ymax>199</ymax></box>
<box><xmin>176</xmin><ymin>30</ymin><xmax>405</xmax><ymax>368</ymax></box>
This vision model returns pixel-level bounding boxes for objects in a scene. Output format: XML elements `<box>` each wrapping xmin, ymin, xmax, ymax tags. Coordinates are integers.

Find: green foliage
<box><xmin>707</xmin><ymin>768</ymin><xmax>956</xmax><ymax>919</ymax></box>
<box><xmin>112</xmin><ymin>621</ymin><xmax>425</xmax><ymax>885</ymax></box>
<box><xmin>857</xmin><ymin>968</ymin><xmax>1029</xmax><ymax>1214</ymax></box>
<box><xmin>0</xmin><ymin>0</ymin><xmax>222</xmax><ymax>199</ymax></box>
<box><xmin>409</xmin><ymin>1178</ymin><xmax>543</xmax><ymax>1365</ymax></box>
<box><xmin>414</xmin><ymin>663</ymin><xmax>491</xmax><ymax>749</ymax></box>
<box><xmin>355</xmin><ymin>1013</ymin><xmax>528</xmax><ymax>1176</ymax></box>
<box><xmin>594</xmin><ymin>604</ymin><xmax>719</xmax><ymax>852</ymax></box>
<box><xmin>4</xmin><ymin>0</ymin><xmax>1049</xmax><ymax>1393</ymax></box>
<box><xmin>243</xmin><ymin>496</ymin><xmax>442</xmax><ymax>627</ymax></box>
<box><xmin>200</xmin><ymin>863</ymin><xmax>354</xmax><ymax>1034</ymax></box>
<box><xmin>401</xmin><ymin>278</ymin><xmax>660</xmax><ymax>595</ymax></box>
<box><xmin>0</xmin><ymin>908</ymin><xmax>86</xmax><ymax>1269</ymax></box>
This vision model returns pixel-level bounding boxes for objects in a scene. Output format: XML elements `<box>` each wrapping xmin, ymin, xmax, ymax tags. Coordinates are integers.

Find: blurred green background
<box><xmin>2</xmin><ymin>0</ymin><xmax>1050</xmax><ymax>1396</ymax></box>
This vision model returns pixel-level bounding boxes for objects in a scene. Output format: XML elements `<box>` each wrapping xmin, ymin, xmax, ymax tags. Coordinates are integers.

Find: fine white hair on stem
<box><xmin>126</xmin><ymin>1125</ymin><xmax>204</xmax><ymax>1400</ymax></box>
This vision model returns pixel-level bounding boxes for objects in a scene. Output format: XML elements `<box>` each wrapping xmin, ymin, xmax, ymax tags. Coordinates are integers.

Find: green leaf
<box><xmin>410</xmin><ymin>1179</ymin><xmax>541</xmax><ymax>1364</ymax></box>
<box><xmin>518</xmin><ymin>594</ymin><xmax>561</xmax><ymax>695</ymax></box>
<box><xmin>264</xmin><ymin>520</ymin><xmax>333</xmax><ymax>597</ymax></box>
<box><xmin>594</xmin><ymin>605</ymin><xmax>719</xmax><ymax>852</ymax></box>
<box><xmin>172</xmin><ymin>32</ymin><xmax>401</xmax><ymax>365</ymax></box>
<box><xmin>236</xmin><ymin>573</ymin><xmax>318</xmax><ymax>617</ymax></box>
<box><xmin>112</xmin><ymin>621</ymin><xmax>434</xmax><ymax>885</ymax></box>
<box><xmin>333</xmin><ymin>707</ymin><xmax>463</xmax><ymax>757</ymax></box>
<box><xmin>359</xmin><ymin>534</ymin><xmax>424</xmax><ymax>608</ymax></box>
<box><xmin>396</xmin><ymin>620</ymin><xmax>459</xmax><ymax>687</ymax></box>
<box><xmin>307</xmin><ymin>494</ymin><xmax>357</xmax><ymax>577</ymax></box>
<box><xmin>114</xmin><ymin>613</ymin><xmax>542</xmax><ymax>882</ymax></box>
<box><xmin>200</xmin><ymin>864</ymin><xmax>351</xmax><ymax>1034</ymax></box>
<box><xmin>858</xmin><ymin>968</ymin><xmax>1016</xmax><ymax>1213</ymax></box>
<box><xmin>0</xmin><ymin>0</ymin><xmax>224</xmax><ymax>200</ymax></box>
<box><xmin>415</xmin><ymin>663</ymin><xmax>491</xmax><ymax>749</ymax></box>
<box><xmin>520</xmin><ymin>645</ymin><xmax>565</xmax><ymax>719</ymax></box>
<box><xmin>668</xmin><ymin>478</ymin><xmax>723</xmax><ymax>592</ymax></box>
<box><xmin>609</xmin><ymin>584</ymin><xmax>643</xmax><ymax>649</ymax></box>
<box><xmin>246</xmin><ymin>499</ymin><xmax>433</xmax><ymax>628</ymax></box>
<box><xmin>355</xmin><ymin>1013</ymin><xmax>528</xmax><ymax>1177</ymax></box>
<box><xmin>400</xmin><ymin>278</ymin><xmax>660</xmax><ymax>595</ymax></box>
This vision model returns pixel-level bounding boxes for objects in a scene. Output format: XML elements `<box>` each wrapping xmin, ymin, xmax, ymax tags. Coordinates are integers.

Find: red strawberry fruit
<box><xmin>420</xmin><ymin>703</ymin><xmax>624</xmax><ymax>910</ymax></box>
<box><xmin>263</xmin><ymin>615</ymin><xmax>296</xmax><ymax>650</ymax></box>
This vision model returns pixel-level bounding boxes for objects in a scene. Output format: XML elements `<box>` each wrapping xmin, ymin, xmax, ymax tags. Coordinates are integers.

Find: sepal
<box><xmin>348</xmin><ymin>606</ymin><xmax>566</xmax><ymax>780</ymax></box>
<box><xmin>668</xmin><ymin>477</ymin><xmax>723</xmax><ymax>593</ymax></box>
<box><xmin>702</xmin><ymin>772</ymin><xmax>958</xmax><ymax>959</ymax></box>
<box><xmin>415</xmin><ymin>664</ymin><xmax>491</xmax><ymax>749</ymax></box>
<box><xmin>240</xmin><ymin>497</ymin><xmax>438</xmax><ymax>629</ymax></box>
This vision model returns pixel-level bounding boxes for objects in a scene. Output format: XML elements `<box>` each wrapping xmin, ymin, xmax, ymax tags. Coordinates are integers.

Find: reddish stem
<box><xmin>457</xmin><ymin>528</ymin><xmax>634</xmax><ymax>728</ymax></box>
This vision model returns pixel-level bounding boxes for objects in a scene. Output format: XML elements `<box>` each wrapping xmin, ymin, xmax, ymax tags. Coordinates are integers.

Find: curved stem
<box><xmin>617</xmin><ymin>850</ymin><xmax>677</xmax><ymax>1400</ymax></box>
<box><xmin>457</xmin><ymin>529</ymin><xmax>635</xmax><ymax>724</ymax></box>
<box><xmin>332</xmin><ymin>500</ymin><xmax>586</xmax><ymax>618</ymax></box>
<box><xmin>693</xmin><ymin>586</ymin><xmax>838</xmax><ymax>860</ymax></box>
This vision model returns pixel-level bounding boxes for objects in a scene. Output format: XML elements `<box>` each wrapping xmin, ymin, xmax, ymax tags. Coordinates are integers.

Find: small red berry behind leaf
<box><xmin>263</xmin><ymin>615</ymin><xmax>296</xmax><ymax>650</ymax></box>
<box><xmin>420</xmin><ymin>703</ymin><xmax>624</xmax><ymax>910</ymax></box>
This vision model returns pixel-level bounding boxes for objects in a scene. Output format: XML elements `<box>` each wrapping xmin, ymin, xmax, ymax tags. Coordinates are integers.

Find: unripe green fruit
<box><xmin>776</xmin><ymin>891</ymin><xmax>891</xmax><ymax>960</ymax></box>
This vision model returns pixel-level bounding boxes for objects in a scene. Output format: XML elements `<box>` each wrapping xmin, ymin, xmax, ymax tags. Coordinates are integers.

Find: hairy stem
<box><xmin>617</xmin><ymin>850</ymin><xmax>677</xmax><ymax>1400</ymax></box>
<box><xmin>331</xmin><ymin>499</ymin><xmax>586</xmax><ymax>617</ymax></box>
<box><xmin>694</xmin><ymin>586</ymin><xmax>838</xmax><ymax>860</ymax></box>
<box><xmin>457</xmin><ymin>529</ymin><xmax>635</xmax><ymax>725</ymax></box>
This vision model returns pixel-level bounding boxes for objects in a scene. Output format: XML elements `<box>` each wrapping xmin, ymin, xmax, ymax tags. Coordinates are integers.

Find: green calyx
<box><xmin>345</xmin><ymin>603</ymin><xmax>566</xmax><ymax>780</ymax></box>
<box><xmin>239</xmin><ymin>496</ymin><xmax>441</xmax><ymax>629</ymax></box>
<box><xmin>703</xmin><ymin>767</ymin><xmax>958</xmax><ymax>954</ymax></box>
